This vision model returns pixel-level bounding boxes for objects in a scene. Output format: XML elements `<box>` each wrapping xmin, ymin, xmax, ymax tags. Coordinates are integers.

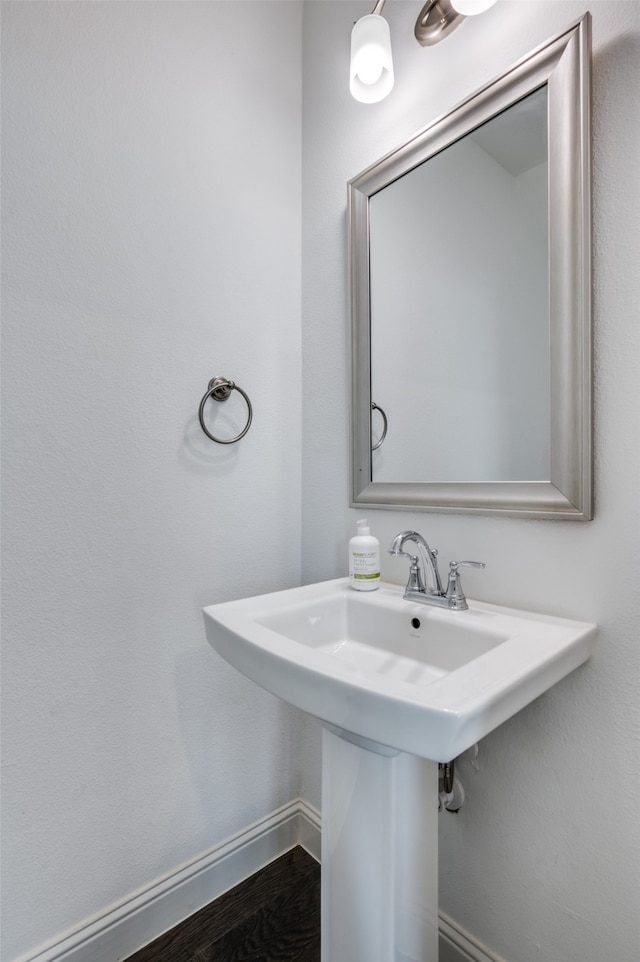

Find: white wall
<box><xmin>1</xmin><ymin>2</ymin><xmax>302</xmax><ymax>959</ymax></box>
<box><xmin>301</xmin><ymin>2</ymin><xmax>640</xmax><ymax>960</ymax></box>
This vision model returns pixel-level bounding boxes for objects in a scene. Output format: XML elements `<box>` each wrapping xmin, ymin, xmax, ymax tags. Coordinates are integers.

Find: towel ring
<box><xmin>198</xmin><ymin>376</ymin><xmax>253</xmax><ymax>444</ymax></box>
<box><xmin>371</xmin><ymin>401</ymin><xmax>388</xmax><ymax>451</ymax></box>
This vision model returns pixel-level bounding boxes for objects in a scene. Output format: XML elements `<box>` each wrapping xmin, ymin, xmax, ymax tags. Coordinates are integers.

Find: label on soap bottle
<box><xmin>351</xmin><ymin>552</ymin><xmax>380</xmax><ymax>579</ymax></box>
<box><xmin>349</xmin><ymin>548</ymin><xmax>380</xmax><ymax>590</ymax></box>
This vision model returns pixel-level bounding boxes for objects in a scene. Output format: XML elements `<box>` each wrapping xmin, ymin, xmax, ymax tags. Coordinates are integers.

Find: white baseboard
<box><xmin>439</xmin><ymin>911</ymin><xmax>508</xmax><ymax>962</ymax></box>
<box><xmin>13</xmin><ymin>798</ymin><xmax>505</xmax><ymax>962</ymax></box>
<box><xmin>13</xmin><ymin>798</ymin><xmax>321</xmax><ymax>962</ymax></box>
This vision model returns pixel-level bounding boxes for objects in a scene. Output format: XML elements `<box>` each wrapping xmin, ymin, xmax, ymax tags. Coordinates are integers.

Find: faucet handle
<box><xmin>405</xmin><ymin>555</ymin><xmax>427</xmax><ymax>594</ymax></box>
<box><xmin>450</xmin><ymin>560</ymin><xmax>485</xmax><ymax>573</ymax></box>
<box><xmin>445</xmin><ymin>561</ymin><xmax>486</xmax><ymax>610</ymax></box>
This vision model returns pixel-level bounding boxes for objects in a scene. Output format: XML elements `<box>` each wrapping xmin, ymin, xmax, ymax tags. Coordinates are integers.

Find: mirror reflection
<box><xmin>370</xmin><ymin>88</ymin><xmax>549</xmax><ymax>483</ymax></box>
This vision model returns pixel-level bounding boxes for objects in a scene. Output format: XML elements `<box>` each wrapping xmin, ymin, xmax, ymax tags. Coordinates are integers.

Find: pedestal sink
<box><xmin>203</xmin><ymin>578</ymin><xmax>596</xmax><ymax>961</ymax></box>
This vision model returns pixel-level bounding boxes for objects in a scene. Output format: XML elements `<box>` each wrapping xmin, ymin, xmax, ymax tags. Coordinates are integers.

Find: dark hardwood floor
<box><xmin>124</xmin><ymin>847</ymin><xmax>321</xmax><ymax>962</ymax></box>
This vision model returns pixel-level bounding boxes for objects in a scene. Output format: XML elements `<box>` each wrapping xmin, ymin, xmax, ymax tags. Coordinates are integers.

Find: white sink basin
<box><xmin>203</xmin><ymin>578</ymin><xmax>596</xmax><ymax>761</ymax></box>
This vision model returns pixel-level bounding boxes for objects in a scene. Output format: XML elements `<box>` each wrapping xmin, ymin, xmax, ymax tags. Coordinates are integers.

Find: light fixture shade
<box><xmin>451</xmin><ymin>0</ymin><xmax>497</xmax><ymax>14</ymax></box>
<box><xmin>350</xmin><ymin>14</ymin><xmax>394</xmax><ymax>104</ymax></box>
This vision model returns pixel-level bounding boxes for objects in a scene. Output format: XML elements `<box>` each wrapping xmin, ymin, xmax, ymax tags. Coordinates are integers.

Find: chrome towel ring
<box><xmin>371</xmin><ymin>401</ymin><xmax>388</xmax><ymax>451</ymax></box>
<box><xmin>198</xmin><ymin>376</ymin><xmax>253</xmax><ymax>444</ymax></box>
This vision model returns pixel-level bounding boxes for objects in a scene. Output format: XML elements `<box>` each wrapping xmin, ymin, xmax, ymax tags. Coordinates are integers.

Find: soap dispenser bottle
<box><xmin>349</xmin><ymin>518</ymin><xmax>380</xmax><ymax>591</ymax></box>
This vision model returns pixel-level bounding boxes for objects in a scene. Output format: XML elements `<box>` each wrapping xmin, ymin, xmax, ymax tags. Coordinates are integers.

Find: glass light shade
<box><xmin>350</xmin><ymin>14</ymin><xmax>394</xmax><ymax>104</ymax></box>
<box><xmin>451</xmin><ymin>0</ymin><xmax>497</xmax><ymax>14</ymax></box>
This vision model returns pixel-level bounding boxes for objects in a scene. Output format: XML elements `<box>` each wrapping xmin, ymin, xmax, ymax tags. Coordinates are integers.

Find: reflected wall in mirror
<box><xmin>371</xmin><ymin>88</ymin><xmax>549</xmax><ymax>484</ymax></box>
<box><xmin>350</xmin><ymin>16</ymin><xmax>592</xmax><ymax>519</ymax></box>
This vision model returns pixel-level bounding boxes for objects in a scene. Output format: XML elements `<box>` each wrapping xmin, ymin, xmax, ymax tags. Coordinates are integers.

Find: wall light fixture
<box><xmin>350</xmin><ymin>0</ymin><xmax>498</xmax><ymax>102</ymax></box>
<box><xmin>350</xmin><ymin>0</ymin><xmax>394</xmax><ymax>103</ymax></box>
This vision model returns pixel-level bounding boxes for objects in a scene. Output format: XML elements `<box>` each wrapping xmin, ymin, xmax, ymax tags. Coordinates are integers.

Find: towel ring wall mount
<box><xmin>198</xmin><ymin>376</ymin><xmax>253</xmax><ymax>444</ymax></box>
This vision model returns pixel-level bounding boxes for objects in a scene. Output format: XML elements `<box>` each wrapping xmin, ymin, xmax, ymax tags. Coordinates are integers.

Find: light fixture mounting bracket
<box><xmin>414</xmin><ymin>0</ymin><xmax>465</xmax><ymax>47</ymax></box>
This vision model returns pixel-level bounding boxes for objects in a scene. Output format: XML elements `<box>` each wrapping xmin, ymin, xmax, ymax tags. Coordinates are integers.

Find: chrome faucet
<box><xmin>388</xmin><ymin>530</ymin><xmax>444</xmax><ymax>596</ymax></box>
<box><xmin>389</xmin><ymin>530</ymin><xmax>485</xmax><ymax>611</ymax></box>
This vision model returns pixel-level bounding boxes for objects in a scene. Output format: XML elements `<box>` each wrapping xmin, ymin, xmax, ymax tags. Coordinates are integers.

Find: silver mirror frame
<box><xmin>350</xmin><ymin>16</ymin><xmax>592</xmax><ymax>520</ymax></box>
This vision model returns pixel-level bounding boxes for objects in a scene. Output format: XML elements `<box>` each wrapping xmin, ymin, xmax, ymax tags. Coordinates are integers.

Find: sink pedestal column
<box><xmin>321</xmin><ymin>728</ymin><xmax>439</xmax><ymax>962</ymax></box>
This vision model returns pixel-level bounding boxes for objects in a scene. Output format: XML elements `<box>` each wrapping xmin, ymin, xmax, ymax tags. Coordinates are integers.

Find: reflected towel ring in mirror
<box><xmin>198</xmin><ymin>376</ymin><xmax>253</xmax><ymax>444</ymax></box>
<box><xmin>371</xmin><ymin>401</ymin><xmax>388</xmax><ymax>451</ymax></box>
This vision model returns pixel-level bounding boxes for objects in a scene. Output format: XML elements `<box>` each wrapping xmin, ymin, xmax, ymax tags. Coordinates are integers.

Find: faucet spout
<box><xmin>388</xmin><ymin>530</ymin><xmax>444</xmax><ymax>597</ymax></box>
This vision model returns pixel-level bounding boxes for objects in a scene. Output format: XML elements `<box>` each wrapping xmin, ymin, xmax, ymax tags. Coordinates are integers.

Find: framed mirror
<box><xmin>350</xmin><ymin>16</ymin><xmax>592</xmax><ymax>519</ymax></box>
